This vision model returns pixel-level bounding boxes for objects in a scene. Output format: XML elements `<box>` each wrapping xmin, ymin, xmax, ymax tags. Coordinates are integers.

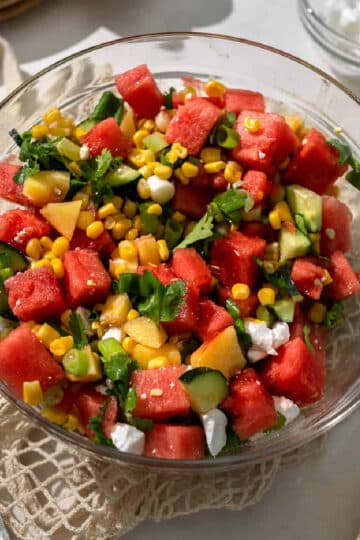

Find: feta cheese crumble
<box><xmin>273</xmin><ymin>396</ymin><xmax>300</xmax><ymax>424</ymax></box>
<box><xmin>110</xmin><ymin>423</ymin><xmax>145</xmax><ymax>455</ymax></box>
<box><xmin>147</xmin><ymin>175</ymin><xmax>175</xmax><ymax>204</ymax></box>
<box><xmin>201</xmin><ymin>409</ymin><xmax>228</xmax><ymax>457</ymax></box>
<box><xmin>101</xmin><ymin>327</ymin><xmax>123</xmax><ymax>342</ymax></box>
<box><xmin>245</xmin><ymin>321</ymin><xmax>290</xmax><ymax>363</ymax></box>
<box><xmin>80</xmin><ymin>144</ymin><xmax>90</xmax><ymax>161</ymax></box>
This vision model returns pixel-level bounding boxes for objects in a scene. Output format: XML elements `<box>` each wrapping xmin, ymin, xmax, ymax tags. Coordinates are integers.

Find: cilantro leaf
<box><xmin>163</xmin><ymin>87</ymin><xmax>176</xmax><ymax>109</ymax></box>
<box><xmin>69</xmin><ymin>311</ymin><xmax>88</xmax><ymax>349</ymax></box>
<box><xmin>124</xmin><ymin>387</ymin><xmax>137</xmax><ymax>414</ymax></box>
<box><xmin>99</xmin><ymin>339</ymin><xmax>137</xmax><ymax>408</ymax></box>
<box><xmin>327</xmin><ymin>139</ymin><xmax>360</xmax><ymax>190</ymax></box>
<box><xmin>255</xmin><ymin>258</ymin><xmax>300</xmax><ymax>298</ymax></box>
<box><xmin>225</xmin><ymin>298</ymin><xmax>241</xmax><ymax>320</ymax></box>
<box><xmin>303</xmin><ymin>324</ymin><xmax>315</xmax><ymax>354</ymax></box>
<box><xmin>234</xmin><ymin>318</ymin><xmax>252</xmax><ymax>353</ymax></box>
<box><xmin>210</xmin><ymin>189</ymin><xmax>253</xmax><ymax>224</ymax></box>
<box><xmin>324</xmin><ymin>301</ymin><xmax>344</xmax><ymax>328</ymax></box>
<box><xmin>88</xmin><ymin>401</ymin><xmax>114</xmax><ymax>447</ymax></box>
<box><xmin>80</xmin><ymin>149</ymin><xmax>114</xmax><ymax>204</ymax></box>
<box><xmin>160</xmin><ymin>280</ymin><xmax>186</xmax><ymax>321</ymax></box>
<box><xmin>264</xmin><ymin>412</ymin><xmax>286</xmax><ymax>433</ymax></box>
<box><xmin>175</xmin><ymin>211</ymin><xmax>214</xmax><ymax>249</ymax></box>
<box><xmin>126</xmin><ymin>415</ymin><xmax>153</xmax><ymax>432</ymax></box>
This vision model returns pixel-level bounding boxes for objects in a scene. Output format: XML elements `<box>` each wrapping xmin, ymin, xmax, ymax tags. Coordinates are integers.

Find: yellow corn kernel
<box><xmin>284</xmin><ymin>115</ymin><xmax>304</xmax><ymax>136</ymax></box>
<box><xmin>122</xmin><ymin>199</ymin><xmax>137</xmax><ymax>219</ymax></box>
<box><xmin>133</xmin><ymin>215</ymin><xmax>143</xmax><ymax>231</ymax></box>
<box><xmin>86</xmin><ymin>220</ymin><xmax>104</xmax><ymax>239</ymax></box>
<box><xmin>35</xmin><ymin>323</ymin><xmax>60</xmax><ymax>348</ymax></box>
<box><xmin>138</xmin><ymin>164</ymin><xmax>154</xmax><ymax>179</ymax></box>
<box><xmin>258</xmin><ymin>287</ymin><xmax>276</xmax><ymax>306</ymax></box>
<box><xmin>147</xmin><ymin>203</ymin><xmax>162</xmax><ymax>216</ymax></box>
<box><xmin>49</xmin><ymin>126</ymin><xmax>72</xmax><ymax>137</ymax></box>
<box><xmin>224</xmin><ymin>161</ymin><xmax>243</xmax><ymax>183</ymax></box>
<box><xmin>204</xmin><ymin>161</ymin><xmax>226</xmax><ymax>174</ymax></box>
<box><xmin>200</xmin><ymin>147</ymin><xmax>221</xmax><ymax>163</ymax></box>
<box><xmin>264</xmin><ymin>242</ymin><xmax>280</xmax><ymax>261</ymax></box>
<box><xmin>40</xmin><ymin>236</ymin><xmax>53</xmax><ymax>251</ymax></box>
<box><xmin>172</xmin><ymin>211</ymin><xmax>186</xmax><ymax>223</ymax></box>
<box><xmin>126</xmin><ymin>228</ymin><xmax>139</xmax><ymax>241</ymax></box>
<box><xmin>171</xmin><ymin>142</ymin><xmax>188</xmax><ymax>159</ymax></box>
<box><xmin>41</xmin><ymin>406</ymin><xmax>67</xmax><ymax>426</ymax></box>
<box><xmin>73</xmin><ymin>126</ymin><xmax>86</xmax><ymax>140</ymax></box>
<box><xmin>31</xmin><ymin>259</ymin><xmax>52</xmax><ymax>269</ymax></box>
<box><xmin>174</xmin><ymin>167</ymin><xmax>190</xmax><ymax>185</ymax></box>
<box><xmin>122</xmin><ymin>336</ymin><xmax>136</xmax><ymax>354</ymax></box>
<box><xmin>60</xmin><ymin>309</ymin><xmax>71</xmax><ymax>327</ymax></box>
<box><xmin>51</xmin><ymin>257</ymin><xmax>64</xmax><ymax>279</ymax></box>
<box><xmin>153</xmin><ymin>163</ymin><xmax>173</xmax><ymax>180</ymax></box>
<box><xmin>231</xmin><ymin>283</ymin><xmax>250</xmax><ymax>301</ymax></box>
<box><xmin>164</xmin><ymin>150</ymin><xmax>179</xmax><ymax>165</ymax></box>
<box><xmin>243</xmin><ymin>116</ymin><xmax>261</xmax><ymax>133</ymax></box>
<box><xmin>98</xmin><ymin>202</ymin><xmax>116</xmax><ymax>220</ymax></box>
<box><xmin>112</xmin><ymin>220</ymin><xmax>132</xmax><ymax>241</ymax></box>
<box><xmin>119</xmin><ymin>240</ymin><xmax>138</xmax><ymax>261</ymax></box>
<box><xmin>133</xmin><ymin>129</ymin><xmax>150</xmax><ymax>148</ymax></box>
<box><xmin>137</xmin><ymin>178</ymin><xmax>151</xmax><ymax>199</ymax></box>
<box><xmin>129</xmin><ymin>149</ymin><xmax>155</xmax><ymax>168</ymax></box>
<box><xmin>104</xmin><ymin>216</ymin><xmax>115</xmax><ymax>230</ymax></box>
<box><xmin>157</xmin><ymin>239</ymin><xmax>169</xmax><ymax>261</ymax></box>
<box><xmin>51</xmin><ymin>236</ymin><xmax>69</xmax><ymax>258</ymax></box>
<box><xmin>110</xmin><ymin>261</ymin><xmax>128</xmax><ymax>278</ymax></box>
<box><xmin>76</xmin><ymin>211</ymin><xmax>94</xmax><ymax>230</ymax></box>
<box><xmin>269</xmin><ymin>210</ymin><xmax>281</xmax><ymax>230</ymax></box>
<box><xmin>181</xmin><ymin>161</ymin><xmax>199</xmax><ymax>178</ymax></box>
<box><xmin>42</xmin><ymin>250</ymin><xmax>54</xmax><ymax>260</ymax></box>
<box><xmin>323</xmin><ymin>269</ymin><xmax>333</xmax><ymax>286</ymax></box>
<box><xmin>148</xmin><ymin>356</ymin><xmax>170</xmax><ymax>369</ymax></box>
<box><xmin>23</xmin><ymin>380</ymin><xmax>43</xmax><ymax>406</ymax></box>
<box><xmin>57</xmin><ymin>117</ymin><xmax>74</xmax><ymax>129</ymax></box>
<box><xmin>43</xmin><ymin>107</ymin><xmax>61</xmax><ymax>125</ymax></box>
<box><xmin>63</xmin><ymin>414</ymin><xmax>80</xmax><ymax>431</ymax></box>
<box><xmin>127</xmin><ymin>309</ymin><xmax>140</xmax><ymax>321</ymax></box>
<box><xmin>49</xmin><ymin>336</ymin><xmax>74</xmax><ymax>357</ymax></box>
<box><xmin>25</xmin><ymin>238</ymin><xmax>42</xmax><ymax>260</ymax></box>
<box><xmin>140</xmin><ymin>119</ymin><xmax>155</xmax><ymax>132</ymax></box>
<box><xmin>112</xmin><ymin>195</ymin><xmax>123</xmax><ymax>209</ymax></box>
<box><xmin>31</xmin><ymin>124</ymin><xmax>49</xmax><ymax>139</ymax></box>
<box><xmin>204</xmin><ymin>79</ymin><xmax>226</xmax><ymax>98</ymax></box>
<box><xmin>308</xmin><ymin>302</ymin><xmax>327</xmax><ymax>324</ymax></box>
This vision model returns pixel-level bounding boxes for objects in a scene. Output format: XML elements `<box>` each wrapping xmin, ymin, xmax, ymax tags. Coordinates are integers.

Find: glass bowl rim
<box><xmin>1</xmin><ymin>31</ymin><xmax>360</xmax><ymax>472</ymax></box>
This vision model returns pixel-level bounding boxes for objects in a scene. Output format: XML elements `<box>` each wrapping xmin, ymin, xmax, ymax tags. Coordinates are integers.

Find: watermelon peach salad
<box><xmin>0</xmin><ymin>64</ymin><xmax>358</xmax><ymax>460</ymax></box>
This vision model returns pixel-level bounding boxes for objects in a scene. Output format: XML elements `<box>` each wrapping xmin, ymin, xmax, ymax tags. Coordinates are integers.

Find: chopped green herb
<box><xmin>175</xmin><ymin>211</ymin><xmax>214</xmax><ymax>249</ymax></box>
<box><xmin>255</xmin><ymin>258</ymin><xmax>300</xmax><ymax>298</ymax></box>
<box><xmin>88</xmin><ymin>401</ymin><xmax>114</xmax><ymax>447</ymax></box>
<box><xmin>327</xmin><ymin>139</ymin><xmax>360</xmax><ymax>190</ymax></box>
<box><xmin>294</xmin><ymin>214</ymin><xmax>308</xmax><ymax>236</ymax></box>
<box><xmin>126</xmin><ymin>415</ymin><xmax>153</xmax><ymax>432</ymax></box>
<box><xmin>210</xmin><ymin>189</ymin><xmax>253</xmax><ymax>224</ymax></box>
<box><xmin>234</xmin><ymin>318</ymin><xmax>252</xmax><ymax>353</ymax></box>
<box><xmin>215</xmin><ymin>124</ymin><xmax>240</xmax><ymax>149</ymax></box>
<box><xmin>264</xmin><ymin>412</ymin><xmax>286</xmax><ymax>432</ymax></box>
<box><xmin>225</xmin><ymin>298</ymin><xmax>241</xmax><ymax>320</ymax></box>
<box><xmin>324</xmin><ymin>301</ymin><xmax>344</xmax><ymax>328</ymax></box>
<box><xmin>80</xmin><ymin>149</ymin><xmax>114</xmax><ymax>204</ymax></box>
<box><xmin>124</xmin><ymin>387</ymin><xmax>137</xmax><ymax>414</ymax></box>
<box><xmin>303</xmin><ymin>324</ymin><xmax>315</xmax><ymax>354</ymax></box>
<box><xmin>164</xmin><ymin>218</ymin><xmax>184</xmax><ymax>250</ymax></box>
<box><xmin>163</xmin><ymin>87</ymin><xmax>176</xmax><ymax>109</ymax></box>
<box><xmin>69</xmin><ymin>311</ymin><xmax>88</xmax><ymax>349</ymax></box>
<box><xmin>90</xmin><ymin>91</ymin><xmax>124</xmax><ymax>123</ymax></box>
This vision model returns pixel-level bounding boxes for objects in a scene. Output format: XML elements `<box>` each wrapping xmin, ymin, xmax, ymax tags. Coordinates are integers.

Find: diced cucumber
<box><xmin>56</xmin><ymin>138</ymin><xmax>81</xmax><ymax>161</ymax></box>
<box><xmin>286</xmin><ymin>184</ymin><xmax>322</xmax><ymax>233</ymax></box>
<box><xmin>241</xmin><ymin>205</ymin><xmax>263</xmax><ymax>222</ymax></box>
<box><xmin>269</xmin><ymin>299</ymin><xmax>295</xmax><ymax>323</ymax></box>
<box><xmin>76</xmin><ymin>118</ymin><xmax>96</xmax><ymax>133</ymax></box>
<box><xmin>279</xmin><ymin>226</ymin><xmax>311</xmax><ymax>262</ymax></box>
<box><xmin>143</xmin><ymin>133</ymin><xmax>169</xmax><ymax>154</ymax></box>
<box><xmin>179</xmin><ymin>367</ymin><xmax>229</xmax><ymax>414</ymax></box>
<box><xmin>256</xmin><ymin>306</ymin><xmax>275</xmax><ymax>327</ymax></box>
<box><xmin>105</xmin><ymin>165</ymin><xmax>141</xmax><ymax>187</ymax></box>
<box><xmin>139</xmin><ymin>202</ymin><xmax>162</xmax><ymax>234</ymax></box>
<box><xmin>164</xmin><ymin>218</ymin><xmax>184</xmax><ymax>250</ymax></box>
<box><xmin>91</xmin><ymin>91</ymin><xmax>124</xmax><ymax>123</ymax></box>
<box><xmin>0</xmin><ymin>242</ymin><xmax>28</xmax><ymax>272</ymax></box>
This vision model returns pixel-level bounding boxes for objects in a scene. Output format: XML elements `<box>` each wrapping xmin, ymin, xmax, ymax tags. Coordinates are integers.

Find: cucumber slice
<box><xmin>105</xmin><ymin>165</ymin><xmax>141</xmax><ymax>187</ymax></box>
<box><xmin>139</xmin><ymin>202</ymin><xmax>161</xmax><ymax>234</ymax></box>
<box><xmin>143</xmin><ymin>133</ymin><xmax>169</xmax><ymax>154</ymax></box>
<box><xmin>76</xmin><ymin>118</ymin><xmax>96</xmax><ymax>133</ymax></box>
<box><xmin>256</xmin><ymin>306</ymin><xmax>275</xmax><ymax>327</ymax></box>
<box><xmin>269</xmin><ymin>299</ymin><xmax>295</xmax><ymax>322</ymax></box>
<box><xmin>56</xmin><ymin>138</ymin><xmax>81</xmax><ymax>161</ymax></box>
<box><xmin>286</xmin><ymin>184</ymin><xmax>322</xmax><ymax>233</ymax></box>
<box><xmin>0</xmin><ymin>242</ymin><xmax>28</xmax><ymax>272</ymax></box>
<box><xmin>179</xmin><ymin>367</ymin><xmax>229</xmax><ymax>414</ymax></box>
<box><xmin>279</xmin><ymin>227</ymin><xmax>311</xmax><ymax>262</ymax></box>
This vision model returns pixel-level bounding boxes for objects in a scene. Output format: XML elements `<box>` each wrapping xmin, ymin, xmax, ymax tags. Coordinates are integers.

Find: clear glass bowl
<box><xmin>1</xmin><ymin>32</ymin><xmax>360</xmax><ymax>473</ymax></box>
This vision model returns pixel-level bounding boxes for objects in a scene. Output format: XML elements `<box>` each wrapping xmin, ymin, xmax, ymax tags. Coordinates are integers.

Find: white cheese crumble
<box><xmin>201</xmin><ymin>409</ymin><xmax>228</xmax><ymax>457</ymax></box>
<box><xmin>80</xmin><ymin>144</ymin><xmax>90</xmax><ymax>161</ymax></box>
<box><xmin>325</xmin><ymin>227</ymin><xmax>336</xmax><ymax>239</ymax></box>
<box><xmin>245</xmin><ymin>321</ymin><xmax>290</xmax><ymax>363</ymax></box>
<box><xmin>101</xmin><ymin>327</ymin><xmax>123</xmax><ymax>342</ymax></box>
<box><xmin>94</xmin><ymin>384</ymin><xmax>108</xmax><ymax>395</ymax></box>
<box><xmin>273</xmin><ymin>396</ymin><xmax>300</xmax><ymax>424</ymax></box>
<box><xmin>147</xmin><ymin>175</ymin><xmax>175</xmax><ymax>204</ymax></box>
<box><xmin>321</xmin><ymin>0</ymin><xmax>360</xmax><ymax>42</ymax></box>
<box><xmin>258</xmin><ymin>151</ymin><xmax>266</xmax><ymax>159</ymax></box>
<box><xmin>111</xmin><ymin>423</ymin><xmax>145</xmax><ymax>455</ymax></box>
<box><xmin>75</xmin><ymin>307</ymin><xmax>92</xmax><ymax>336</ymax></box>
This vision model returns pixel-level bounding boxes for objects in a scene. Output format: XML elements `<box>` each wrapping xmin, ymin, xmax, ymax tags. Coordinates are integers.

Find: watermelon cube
<box><xmin>80</xmin><ymin>117</ymin><xmax>131</xmax><ymax>158</ymax></box>
<box><xmin>70</xmin><ymin>228</ymin><xmax>116</xmax><ymax>257</ymax></box>
<box><xmin>0</xmin><ymin>163</ymin><xmax>30</xmax><ymax>207</ymax></box>
<box><xmin>210</xmin><ymin>231</ymin><xmax>266</xmax><ymax>287</ymax></box>
<box><xmin>172</xmin><ymin>181</ymin><xmax>212</xmax><ymax>219</ymax></box>
<box><xmin>63</xmin><ymin>249</ymin><xmax>111</xmax><ymax>308</ymax></box>
<box><xmin>221</xmin><ymin>368</ymin><xmax>277</xmax><ymax>439</ymax></box>
<box><xmin>140</xmin><ymin>263</ymin><xmax>176</xmax><ymax>285</ymax></box>
<box><xmin>261</xmin><ymin>333</ymin><xmax>326</xmax><ymax>406</ymax></box>
<box><xmin>5</xmin><ymin>266</ymin><xmax>66</xmax><ymax>322</ymax></box>
<box><xmin>171</xmin><ymin>248</ymin><xmax>212</xmax><ymax>294</ymax></box>
<box><xmin>196</xmin><ymin>298</ymin><xmax>233</xmax><ymax>341</ymax></box>
<box><xmin>162</xmin><ymin>284</ymin><xmax>199</xmax><ymax>335</ymax></box>
<box><xmin>284</xmin><ymin>129</ymin><xmax>348</xmax><ymax>194</ymax></box>
<box><xmin>232</xmin><ymin>111</ymin><xmax>298</xmax><ymax>175</ymax></box>
<box><xmin>224</xmin><ymin>88</ymin><xmax>265</xmax><ymax>115</ymax></box>
<box><xmin>326</xmin><ymin>250</ymin><xmax>360</xmax><ymax>300</ymax></box>
<box><xmin>0</xmin><ymin>209</ymin><xmax>51</xmax><ymax>252</ymax></box>
<box><xmin>320</xmin><ymin>196</ymin><xmax>352</xmax><ymax>256</ymax></box>
<box><xmin>218</xmin><ymin>287</ymin><xmax>259</xmax><ymax>318</ymax></box>
<box><xmin>0</xmin><ymin>324</ymin><xmax>64</xmax><ymax>397</ymax></box>
<box><xmin>131</xmin><ymin>366</ymin><xmax>190</xmax><ymax>420</ymax></box>
<box><xmin>241</xmin><ymin>170</ymin><xmax>272</xmax><ymax>205</ymax></box>
<box><xmin>291</xmin><ymin>257</ymin><xmax>326</xmax><ymax>300</ymax></box>
<box><xmin>74</xmin><ymin>389</ymin><xmax>118</xmax><ymax>439</ymax></box>
<box><xmin>165</xmin><ymin>97</ymin><xmax>221</xmax><ymax>155</ymax></box>
<box><xmin>115</xmin><ymin>64</ymin><xmax>164</xmax><ymax>118</ymax></box>
<box><xmin>144</xmin><ymin>424</ymin><xmax>204</xmax><ymax>459</ymax></box>
<box><xmin>289</xmin><ymin>304</ymin><xmax>309</xmax><ymax>340</ymax></box>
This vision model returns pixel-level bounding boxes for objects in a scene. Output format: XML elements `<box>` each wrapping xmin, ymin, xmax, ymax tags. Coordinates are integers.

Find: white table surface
<box><xmin>1</xmin><ymin>1</ymin><xmax>360</xmax><ymax>539</ymax></box>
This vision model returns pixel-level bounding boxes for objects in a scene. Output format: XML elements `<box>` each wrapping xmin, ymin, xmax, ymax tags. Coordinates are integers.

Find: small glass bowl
<box><xmin>0</xmin><ymin>32</ymin><xmax>360</xmax><ymax>473</ymax></box>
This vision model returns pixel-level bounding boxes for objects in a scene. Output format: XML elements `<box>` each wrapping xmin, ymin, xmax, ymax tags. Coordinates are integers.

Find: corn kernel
<box><xmin>63</xmin><ymin>414</ymin><xmax>80</xmax><ymax>431</ymax></box>
<box><xmin>112</xmin><ymin>219</ymin><xmax>132</xmax><ymax>240</ymax></box>
<box><xmin>243</xmin><ymin>117</ymin><xmax>261</xmax><ymax>133</ymax></box>
<box><xmin>171</xmin><ymin>142</ymin><xmax>188</xmax><ymax>159</ymax></box>
<box><xmin>309</xmin><ymin>302</ymin><xmax>327</xmax><ymax>324</ymax></box>
<box><xmin>147</xmin><ymin>203</ymin><xmax>162</xmax><ymax>216</ymax></box>
<box><xmin>43</xmin><ymin>107</ymin><xmax>61</xmax><ymax>125</ymax></box>
<box><xmin>264</xmin><ymin>242</ymin><xmax>280</xmax><ymax>261</ymax></box>
<box><xmin>104</xmin><ymin>216</ymin><xmax>115</xmax><ymax>230</ymax></box>
<box><xmin>25</xmin><ymin>238</ymin><xmax>42</xmax><ymax>260</ymax></box>
<box><xmin>143</xmin><ymin>119</ymin><xmax>155</xmax><ymax>132</ymax></box>
<box><xmin>51</xmin><ymin>257</ymin><xmax>64</xmax><ymax>279</ymax></box>
<box><xmin>60</xmin><ymin>309</ymin><xmax>71</xmax><ymax>327</ymax></box>
<box><xmin>41</xmin><ymin>406</ymin><xmax>67</xmax><ymax>425</ymax></box>
<box><xmin>40</xmin><ymin>236</ymin><xmax>53</xmax><ymax>251</ymax></box>
<box><xmin>31</xmin><ymin>259</ymin><xmax>52</xmax><ymax>269</ymax></box>
<box><xmin>76</xmin><ymin>210</ymin><xmax>94</xmax><ymax>230</ymax></box>
<box><xmin>137</xmin><ymin>178</ymin><xmax>151</xmax><ymax>199</ymax></box>
<box><xmin>164</xmin><ymin>150</ymin><xmax>179</xmax><ymax>165</ymax></box>
<box><xmin>258</xmin><ymin>287</ymin><xmax>276</xmax><ymax>306</ymax></box>
<box><xmin>204</xmin><ymin>161</ymin><xmax>226</xmax><ymax>174</ymax></box>
<box><xmin>126</xmin><ymin>228</ymin><xmax>139</xmax><ymax>241</ymax></box>
<box><xmin>323</xmin><ymin>269</ymin><xmax>333</xmax><ymax>286</ymax></box>
<box><xmin>112</xmin><ymin>195</ymin><xmax>123</xmax><ymax>209</ymax></box>
<box><xmin>123</xmin><ymin>200</ymin><xmax>137</xmax><ymax>219</ymax></box>
<box><xmin>181</xmin><ymin>161</ymin><xmax>199</xmax><ymax>178</ymax></box>
<box><xmin>204</xmin><ymin>79</ymin><xmax>226</xmax><ymax>98</ymax></box>
<box><xmin>200</xmin><ymin>147</ymin><xmax>221</xmax><ymax>163</ymax></box>
<box><xmin>284</xmin><ymin>115</ymin><xmax>304</xmax><ymax>135</ymax></box>
<box><xmin>133</xmin><ymin>215</ymin><xmax>142</xmax><ymax>231</ymax></box>
<box><xmin>111</xmin><ymin>261</ymin><xmax>129</xmax><ymax>278</ymax></box>
<box><xmin>133</xmin><ymin>129</ymin><xmax>150</xmax><ymax>148</ymax></box>
<box><xmin>49</xmin><ymin>126</ymin><xmax>72</xmax><ymax>137</ymax></box>
<box><xmin>23</xmin><ymin>380</ymin><xmax>43</xmax><ymax>406</ymax></box>
<box><xmin>148</xmin><ymin>356</ymin><xmax>169</xmax><ymax>369</ymax></box>
<box><xmin>50</xmin><ymin>336</ymin><xmax>74</xmax><ymax>357</ymax></box>
<box><xmin>127</xmin><ymin>309</ymin><xmax>140</xmax><ymax>321</ymax></box>
<box><xmin>97</xmin><ymin>202</ymin><xmax>116</xmax><ymax>220</ymax></box>
<box><xmin>269</xmin><ymin>209</ymin><xmax>282</xmax><ymax>230</ymax></box>
<box><xmin>52</xmin><ymin>236</ymin><xmax>69</xmax><ymax>258</ymax></box>
<box><xmin>153</xmin><ymin>163</ymin><xmax>173</xmax><ymax>180</ymax></box>
<box><xmin>43</xmin><ymin>250</ymin><xmax>54</xmax><ymax>260</ymax></box>
<box><xmin>231</xmin><ymin>283</ymin><xmax>250</xmax><ymax>300</ymax></box>
<box><xmin>57</xmin><ymin>117</ymin><xmax>74</xmax><ymax>129</ymax></box>
<box><xmin>157</xmin><ymin>239</ymin><xmax>169</xmax><ymax>261</ymax></box>
<box><xmin>138</xmin><ymin>164</ymin><xmax>153</xmax><ymax>179</ymax></box>
<box><xmin>224</xmin><ymin>161</ymin><xmax>243</xmax><ymax>183</ymax></box>
<box><xmin>35</xmin><ymin>323</ymin><xmax>60</xmax><ymax>348</ymax></box>
<box><xmin>31</xmin><ymin>124</ymin><xmax>49</xmax><ymax>139</ymax></box>
<box><xmin>73</xmin><ymin>126</ymin><xmax>86</xmax><ymax>140</ymax></box>
<box><xmin>86</xmin><ymin>220</ymin><xmax>104</xmax><ymax>239</ymax></box>
<box><xmin>122</xmin><ymin>336</ymin><xmax>136</xmax><ymax>354</ymax></box>
<box><xmin>119</xmin><ymin>240</ymin><xmax>138</xmax><ymax>261</ymax></box>
<box><xmin>174</xmin><ymin>167</ymin><xmax>190</xmax><ymax>185</ymax></box>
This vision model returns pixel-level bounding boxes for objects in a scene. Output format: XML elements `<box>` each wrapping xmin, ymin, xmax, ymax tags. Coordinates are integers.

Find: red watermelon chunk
<box><xmin>284</xmin><ymin>129</ymin><xmax>348</xmax><ymax>194</ymax></box>
<box><xmin>165</xmin><ymin>97</ymin><xmax>221</xmax><ymax>155</ymax></box>
<box><xmin>232</xmin><ymin>111</ymin><xmax>298</xmax><ymax>175</ymax></box>
<box><xmin>210</xmin><ymin>230</ymin><xmax>266</xmax><ymax>287</ymax></box>
<box><xmin>63</xmin><ymin>249</ymin><xmax>111</xmax><ymax>308</ymax></box>
<box><xmin>139</xmin><ymin>263</ymin><xmax>176</xmax><ymax>285</ymax></box>
<box><xmin>5</xmin><ymin>266</ymin><xmax>66</xmax><ymax>322</ymax></box>
<box><xmin>320</xmin><ymin>195</ymin><xmax>352</xmax><ymax>256</ymax></box>
<box><xmin>196</xmin><ymin>298</ymin><xmax>233</xmax><ymax>341</ymax></box>
<box><xmin>115</xmin><ymin>64</ymin><xmax>163</xmax><ymax>118</ymax></box>
<box><xmin>326</xmin><ymin>250</ymin><xmax>360</xmax><ymax>300</ymax></box>
<box><xmin>70</xmin><ymin>228</ymin><xmax>116</xmax><ymax>257</ymax></box>
<box><xmin>291</xmin><ymin>257</ymin><xmax>326</xmax><ymax>300</ymax></box>
<box><xmin>80</xmin><ymin>117</ymin><xmax>131</xmax><ymax>158</ymax></box>
<box><xmin>162</xmin><ymin>284</ymin><xmax>199</xmax><ymax>335</ymax></box>
<box><xmin>218</xmin><ymin>287</ymin><xmax>259</xmax><ymax>318</ymax></box>
<box><xmin>144</xmin><ymin>424</ymin><xmax>204</xmax><ymax>459</ymax></box>
<box><xmin>0</xmin><ymin>325</ymin><xmax>64</xmax><ymax>397</ymax></box>
<box><xmin>241</xmin><ymin>170</ymin><xmax>272</xmax><ymax>205</ymax></box>
<box><xmin>289</xmin><ymin>303</ymin><xmax>309</xmax><ymax>339</ymax></box>
<box><xmin>0</xmin><ymin>162</ymin><xmax>30</xmax><ymax>207</ymax></box>
<box><xmin>261</xmin><ymin>332</ymin><xmax>326</xmax><ymax>406</ymax></box>
<box><xmin>172</xmin><ymin>181</ymin><xmax>212</xmax><ymax>219</ymax></box>
<box><xmin>0</xmin><ymin>209</ymin><xmax>51</xmax><ymax>252</ymax></box>
<box><xmin>224</xmin><ymin>89</ymin><xmax>265</xmax><ymax>115</ymax></box>
<box><xmin>171</xmin><ymin>248</ymin><xmax>212</xmax><ymax>294</ymax></box>
<box><xmin>131</xmin><ymin>366</ymin><xmax>190</xmax><ymax>420</ymax></box>
<box><xmin>221</xmin><ymin>368</ymin><xmax>277</xmax><ymax>439</ymax></box>
<box><xmin>74</xmin><ymin>390</ymin><xmax>118</xmax><ymax>439</ymax></box>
